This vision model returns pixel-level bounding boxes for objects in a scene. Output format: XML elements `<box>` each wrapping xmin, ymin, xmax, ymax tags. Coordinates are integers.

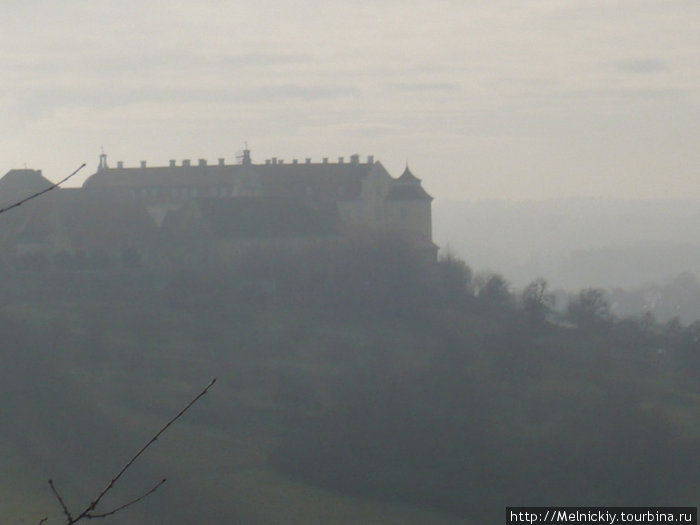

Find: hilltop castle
<box><xmin>0</xmin><ymin>149</ymin><xmax>436</xmax><ymax>270</ymax></box>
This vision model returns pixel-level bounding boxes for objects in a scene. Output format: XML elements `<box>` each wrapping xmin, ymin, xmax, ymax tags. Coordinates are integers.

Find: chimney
<box><xmin>169</xmin><ymin>160</ymin><xmax>176</xmax><ymax>167</ymax></box>
<box><xmin>350</xmin><ymin>154</ymin><xmax>359</xmax><ymax>165</ymax></box>
<box><xmin>338</xmin><ymin>157</ymin><xmax>344</xmax><ymax>164</ymax></box>
<box><xmin>322</xmin><ymin>157</ymin><xmax>328</xmax><ymax>164</ymax></box>
<box><xmin>117</xmin><ymin>161</ymin><xmax>124</xmax><ymax>169</ymax></box>
<box><xmin>305</xmin><ymin>158</ymin><xmax>311</xmax><ymax>164</ymax></box>
<box><xmin>218</xmin><ymin>158</ymin><xmax>225</xmax><ymax>166</ymax></box>
<box><xmin>183</xmin><ymin>159</ymin><xmax>191</xmax><ymax>167</ymax></box>
<box><xmin>292</xmin><ymin>159</ymin><xmax>298</xmax><ymax>164</ymax></box>
<box><xmin>198</xmin><ymin>159</ymin><xmax>207</xmax><ymax>167</ymax></box>
<box><xmin>140</xmin><ymin>161</ymin><xmax>147</xmax><ymax>168</ymax></box>
<box><xmin>271</xmin><ymin>157</ymin><xmax>277</xmax><ymax>165</ymax></box>
<box><xmin>367</xmin><ymin>155</ymin><xmax>374</xmax><ymax>164</ymax></box>
<box><xmin>265</xmin><ymin>159</ymin><xmax>271</xmax><ymax>165</ymax></box>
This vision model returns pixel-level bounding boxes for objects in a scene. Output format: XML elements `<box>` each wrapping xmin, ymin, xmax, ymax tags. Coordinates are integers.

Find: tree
<box><xmin>521</xmin><ymin>278</ymin><xmax>555</xmax><ymax>324</ymax></box>
<box><xmin>566</xmin><ymin>287</ymin><xmax>613</xmax><ymax>330</ymax></box>
<box><xmin>435</xmin><ymin>250</ymin><xmax>473</xmax><ymax>303</ymax></box>
<box><xmin>476</xmin><ymin>273</ymin><xmax>514</xmax><ymax>310</ymax></box>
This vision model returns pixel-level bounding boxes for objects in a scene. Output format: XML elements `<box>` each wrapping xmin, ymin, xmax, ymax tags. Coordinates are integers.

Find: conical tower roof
<box><xmin>386</xmin><ymin>165</ymin><xmax>432</xmax><ymax>201</ymax></box>
<box><xmin>397</xmin><ymin>165</ymin><xmax>421</xmax><ymax>183</ymax></box>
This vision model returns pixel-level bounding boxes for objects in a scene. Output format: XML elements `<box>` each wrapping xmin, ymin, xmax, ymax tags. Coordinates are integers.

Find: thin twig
<box><xmin>73</xmin><ymin>377</ymin><xmax>217</xmax><ymax>521</ymax></box>
<box><xmin>0</xmin><ymin>163</ymin><xmax>86</xmax><ymax>215</ymax></box>
<box><xmin>46</xmin><ymin>378</ymin><xmax>216</xmax><ymax>524</ymax></box>
<box><xmin>85</xmin><ymin>478</ymin><xmax>167</xmax><ymax>519</ymax></box>
<box><xmin>48</xmin><ymin>479</ymin><xmax>74</xmax><ymax>524</ymax></box>
<box><xmin>38</xmin><ymin>518</ymin><xmax>48</xmax><ymax>525</ymax></box>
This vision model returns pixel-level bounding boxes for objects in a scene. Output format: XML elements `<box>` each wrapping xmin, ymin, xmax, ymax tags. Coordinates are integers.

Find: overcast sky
<box><xmin>1</xmin><ymin>0</ymin><xmax>698</xmax><ymax>200</ymax></box>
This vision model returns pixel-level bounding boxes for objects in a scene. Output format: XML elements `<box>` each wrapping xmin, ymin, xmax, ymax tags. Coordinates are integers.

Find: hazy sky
<box><xmin>1</xmin><ymin>0</ymin><xmax>698</xmax><ymax>200</ymax></box>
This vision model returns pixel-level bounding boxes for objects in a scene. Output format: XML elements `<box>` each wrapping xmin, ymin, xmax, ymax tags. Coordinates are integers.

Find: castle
<box><xmin>0</xmin><ymin>149</ymin><xmax>436</xmax><ymax>270</ymax></box>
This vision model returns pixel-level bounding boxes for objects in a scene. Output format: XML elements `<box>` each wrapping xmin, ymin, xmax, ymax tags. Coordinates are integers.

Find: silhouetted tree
<box><xmin>566</xmin><ymin>287</ymin><xmax>613</xmax><ymax>330</ymax></box>
<box><xmin>476</xmin><ymin>273</ymin><xmax>514</xmax><ymax>311</ymax></box>
<box><xmin>435</xmin><ymin>250</ymin><xmax>473</xmax><ymax>303</ymax></box>
<box><xmin>521</xmin><ymin>278</ymin><xmax>555</xmax><ymax>324</ymax></box>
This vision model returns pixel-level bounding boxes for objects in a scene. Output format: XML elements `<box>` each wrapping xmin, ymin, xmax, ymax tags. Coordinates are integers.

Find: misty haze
<box><xmin>1</xmin><ymin>2</ymin><xmax>699</xmax><ymax>525</ymax></box>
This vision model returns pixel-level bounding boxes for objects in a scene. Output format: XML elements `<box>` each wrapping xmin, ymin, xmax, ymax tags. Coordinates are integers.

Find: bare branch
<box><xmin>0</xmin><ymin>163</ymin><xmax>86</xmax><ymax>216</ymax></box>
<box><xmin>44</xmin><ymin>378</ymin><xmax>218</xmax><ymax>524</ymax></box>
<box><xmin>48</xmin><ymin>479</ymin><xmax>74</xmax><ymax>524</ymax></box>
<box><xmin>76</xmin><ymin>377</ymin><xmax>216</xmax><ymax>520</ymax></box>
<box><xmin>38</xmin><ymin>518</ymin><xmax>48</xmax><ymax>525</ymax></box>
<box><xmin>85</xmin><ymin>478</ymin><xmax>167</xmax><ymax>520</ymax></box>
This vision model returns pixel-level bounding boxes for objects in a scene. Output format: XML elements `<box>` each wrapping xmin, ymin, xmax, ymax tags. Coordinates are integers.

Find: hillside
<box><xmin>1</xmin><ymin>239</ymin><xmax>699</xmax><ymax>524</ymax></box>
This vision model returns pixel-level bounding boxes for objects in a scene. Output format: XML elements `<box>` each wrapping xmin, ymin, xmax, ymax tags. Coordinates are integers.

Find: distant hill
<box><xmin>434</xmin><ymin>198</ymin><xmax>700</xmax><ymax>290</ymax></box>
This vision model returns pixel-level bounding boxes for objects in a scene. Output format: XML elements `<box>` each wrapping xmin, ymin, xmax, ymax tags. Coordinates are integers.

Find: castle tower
<box><xmin>384</xmin><ymin>165</ymin><xmax>433</xmax><ymax>243</ymax></box>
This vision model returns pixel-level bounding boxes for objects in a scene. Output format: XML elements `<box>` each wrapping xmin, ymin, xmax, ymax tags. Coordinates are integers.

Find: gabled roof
<box><xmin>83</xmin><ymin>164</ymin><xmax>254</xmax><ymax>188</ymax></box>
<box><xmin>256</xmin><ymin>162</ymin><xmax>373</xmax><ymax>201</ymax></box>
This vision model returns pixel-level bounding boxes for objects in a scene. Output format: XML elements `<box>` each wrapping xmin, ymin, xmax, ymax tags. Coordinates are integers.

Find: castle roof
<box><xmin>82</xmin><ymin>154</ymin><xmax>388</xmax><ymax>202</ymax></box>
<box><xmin>385</xmin><ymin>166</ymin><xmax>433</xmax><ymax>202</ymax></box>
<box><xmin>81</xmin><ymin>150</ymin><xmax>433</xmax><ymax>208</ymax></box>
<box><xmin>397</xmin><ymin>165</ymin><xmax>420</xmax><ymax>183</ymax></box>
<box><xmin>4</xmin><ymin>189</ymin><xmax>156</xmax><ymax>251</ymax></box>
<box><xmin>83</xmin><ymin>164</ymin><xmax>254</xmax><ymax>188</ymax></box>
<box><xmin>0</xmin><ymin>169</ymin><xmax>54</xmax><ymax>206</ymax></box>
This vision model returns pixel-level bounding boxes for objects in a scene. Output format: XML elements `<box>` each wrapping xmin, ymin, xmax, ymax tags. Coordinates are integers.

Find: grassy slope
<box><xmin>2</xmin><ymin>292</ymin><xmax>699</xmax><ymax>524</ymax></box>
<box><xmin>1</xmin><ymin>301</ymin><xmax>474</xmax><ymax>525</ymax></box>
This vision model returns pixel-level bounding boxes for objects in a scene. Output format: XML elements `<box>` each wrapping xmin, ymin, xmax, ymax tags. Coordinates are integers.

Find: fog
<box><xmin>1</xmin><ymin>1</ymin><xmax>699</xmax><ymax>524</ymax></box>
<box><xmin>1</xmin><ymin>181</ymin><xmax>699</xmax><ymax>523</ymax></box>
<box><xmin>435</xmin><ymin>198</ymin><xmax>700</xmax><ymax>284</ymax></box>
<box><xmin>434</xmin><ymin>198</ymin><xmax>700</xmax><ymax>322</ymax></box>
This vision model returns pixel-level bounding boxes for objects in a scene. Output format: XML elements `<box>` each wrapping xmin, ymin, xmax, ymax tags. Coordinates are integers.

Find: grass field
<box><xmin>1</xmin><ymin>301</ymin><xmax>477</xmax><ymax>524</ymax></box>
<box><xmin>3</xmin><ymin>292</ymin><xmax>699</xmax><ymax>524</ymax></box>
